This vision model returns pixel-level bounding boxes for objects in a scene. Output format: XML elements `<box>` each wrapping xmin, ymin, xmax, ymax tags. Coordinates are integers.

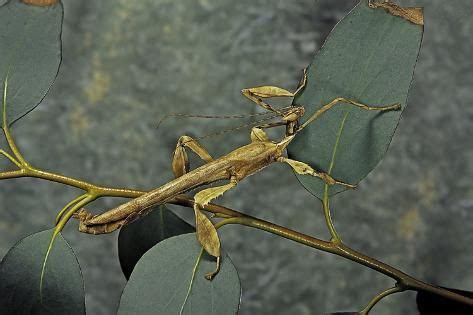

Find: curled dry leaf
<box><xmin>250</xmin><ymin>127</ymin><xmax>270</xmax><ymax>142</ymax></box>
<box><xmin>194</xmin><ymin>182</ymin><xmax>237</xmax><ymax>207</ymax></box>
<box><xmin>246</xmin><ymin>86</ymin><xmax>294</xmax><ymax>98</ymax></box>
<box><xmin>194</xmin><ymin>205</ymin><xmax>221</xmax><ymax>257</ymax></box>
<box><xmin>370</xmin><ymin>1</ymin><xmax>423</xmax><ymax>25</ymax></box>
<box><xmin>172</xmin><ymin>145</ymin><xmax>188</xmax><ymax>178</ymax></box>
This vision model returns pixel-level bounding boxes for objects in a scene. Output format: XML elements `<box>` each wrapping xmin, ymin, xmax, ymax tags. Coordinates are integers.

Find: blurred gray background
<box><xmin>0</xmin><ymin>0</ymin><xmax>472</xmax><ymax>314</ymax></box>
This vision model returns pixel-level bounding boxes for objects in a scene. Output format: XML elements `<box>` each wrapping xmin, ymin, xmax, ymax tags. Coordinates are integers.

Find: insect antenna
<box><xmin>156</xmin><ymin>111</ymin><xmax>279</xmax><ymax>130</ymax></box>
<box><xmin>195</xmin><ymin>107</ymin><xmax>293</xmax><ymax>140</ymax></box>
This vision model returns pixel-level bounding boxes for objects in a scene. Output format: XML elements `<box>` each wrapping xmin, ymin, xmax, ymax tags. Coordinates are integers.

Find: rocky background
<box><xmin>0</xmin><ymin>0</ymin><xmax>472</xmax><ymax>314</ymax></box>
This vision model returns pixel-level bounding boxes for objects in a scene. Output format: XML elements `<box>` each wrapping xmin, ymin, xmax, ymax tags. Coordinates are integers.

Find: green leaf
<box><xmin>0</xmin><ymin>0</ymin><xmax>62</xmax><ymax>127</ymax></box>
<box><xmin>118</xmin><ymin>233</ymin><xmax>241</xmax><ymax>315</ymax></box>
<box><xmin>118</xmin><ymin>205</ymin><xmax>195</xmax><ymax>279</ymax></box>
<box><xmin>287</xmin><ymin>0</ymin><xmax>423</xmax><ymax>199</ymax></box>
<box><xmin>0</xmin><ymin>229</ymin><xmax>85</xmax><ymax>314</ymax></box>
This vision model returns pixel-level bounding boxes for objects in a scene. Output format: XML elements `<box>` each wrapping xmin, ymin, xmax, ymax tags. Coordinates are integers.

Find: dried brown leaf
<box><xmin>172</xmin><ymin>145</ymin><xmax>189</xmax><ymax>178</ymax></box>
<box><xmin>370</xmin><ymin>1</ymin><xmax>423</xmax><ymax>26</ymax></box>
<box><xmin>250</xmin><ymin>127</ymin><xmax>270</xmax><ymax>142</ymax></box>
<box><xmin>194</xmin><ymin>205</ymin><xmax>220</xmax><ymax>257</ymax></box>
<box><xmin>247</xmin><ymin>86</ymin><xmax>294</xmax><ymax>98</ymax></box>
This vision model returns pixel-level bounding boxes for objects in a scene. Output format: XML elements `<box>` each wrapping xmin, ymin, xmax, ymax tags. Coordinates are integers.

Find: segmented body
<box><xmin>81</xmin><ymin>138</ymin><xmax>288</xmax><ymax>232</ymax></box>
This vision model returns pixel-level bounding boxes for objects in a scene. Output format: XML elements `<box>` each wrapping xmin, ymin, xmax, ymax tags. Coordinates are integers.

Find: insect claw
<box><xmin>346</xmin><ymin>183</ymin><xmax>357</xmax><ymax>189</ymax></box>
<box><xmin>205</xmin><ymin>256</ymin><xmax>221</xmax><ymax>281</ymax></box>
<box><xmin>332</xmin><ymin>177</ymin><xmax>357</xmax><ymax>189</ymax></box>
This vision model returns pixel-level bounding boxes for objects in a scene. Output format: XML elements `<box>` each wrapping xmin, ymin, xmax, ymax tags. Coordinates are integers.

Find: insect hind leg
<box><xmin>279</xmin><ymin>157</ymin><xmax>356</xmax><ymax>188</ymax></box>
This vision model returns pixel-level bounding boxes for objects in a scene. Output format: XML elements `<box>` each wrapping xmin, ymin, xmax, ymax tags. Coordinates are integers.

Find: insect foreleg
<box><xmin>299</xmin><ymin>98</ymin><xmax>401</xmax><ymax>131</ymax></box>
<box><xmin>172</xmin><ymin>135</ymin><xmax>213</xmax><ymax>178</ymax></box>
<box><xmin>241</xmin><ymin>68</ymin><xmax>307</xmax><ymax>114</ymax></box>
<box><xmin>279</xmin><ymin>157</ymin><xmax>356</xmax><ymax>188</ymax></box>
<box><xmin>193</xmin><ymin>177</ymin><xmax>238</xmax><ymax>280</ymax></box>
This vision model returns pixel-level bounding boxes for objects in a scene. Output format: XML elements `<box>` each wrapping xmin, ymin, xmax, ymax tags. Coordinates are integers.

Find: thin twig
<box><xmin>210</xmin><ymin>208</ymin><xmax>472</xmax><ymax>306</ymax></box>
<box><xmin>1</xmin><ymin>94</ymin><xmax>471</xmax><ymax>306</ymax></box>
<box><xmin>321</xmin><ymin>111</ymin><xmax>349</xmax><ymax>243</ymax></box>
<box><xmin>3</xmin><ymin>77</ymin><xmax>28</xmax><ymax>166</ymax></box>
<box><xmin>0</xmin><ymin>149</ymin><xmax>21</xmax><ymax>168</ymax></box>
<box><xmin>359</xmin><ymin>285</ymin><xmax>403</xmax><ymax>315</ymax></box>
<box><xmin>2</xmin><ymin>162</ymin><xmax>471</xmax><ymax>306</ymax></box>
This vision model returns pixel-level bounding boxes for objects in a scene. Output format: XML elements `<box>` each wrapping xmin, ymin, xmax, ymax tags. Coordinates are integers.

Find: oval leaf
<box><xmin>0</xmin><ymin>229</ymin><xmax>85</xmax><ymax>314</ymax></box>
<box><xmin>118</xmin><ymin>233</ymin><xmax>241</xmax><ymax>315</ymax></box>
<box><xmin>287</xmin><ymin>0</ymin><xmax>423</xmax><ymax>199</ymax></box>
<box><xmin>0</xmin><ymin>0</ymin><xmax>62</xmax><ymax>126</ymax></box>
<box><xmin>118</xmin><ymin>205</ymin><xmax>195</xmax><ymax>279</ymax></box>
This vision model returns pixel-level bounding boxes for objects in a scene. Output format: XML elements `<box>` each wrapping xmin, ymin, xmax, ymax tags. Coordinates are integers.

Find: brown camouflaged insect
<box><xmin>77</xmin><ymin>69</ymin><xmax>400</xmax><ymax>279</ymax></box>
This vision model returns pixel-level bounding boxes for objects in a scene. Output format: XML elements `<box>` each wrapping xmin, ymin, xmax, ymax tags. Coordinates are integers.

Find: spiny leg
<box><xmin>299</xmin><ymin>97</ymin><xmax>401</xmax><ymax>131</ymax></box>
<box><xmin>193</xmin><ymin>177</ymin><xmax>238</xmax><ymax>280</ymax></box>
<box><xmin>241</xmin><ymin>68</ymin><xmax>307</xmax><ymax>114</ymax></box>
<box><xmin>293</xmin><ymin>67</ymin><xmax>308</xmax><ymax>96</ymax></box>
<box><xmin>172</xmin><ymin>135</ymin><xmax>213</xmax><ymax>178</ymax></box>
<box><xmin>279</xmin><ymin>157</ymin><xmax>356</xmax><ymax>188</ymax></box>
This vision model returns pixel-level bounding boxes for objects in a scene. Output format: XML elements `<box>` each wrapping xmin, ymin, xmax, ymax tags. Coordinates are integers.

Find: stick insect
<box><xmin>77</xmin><ymin>69</ymin><xmax>401</xmax><ymax>279</ymax></box>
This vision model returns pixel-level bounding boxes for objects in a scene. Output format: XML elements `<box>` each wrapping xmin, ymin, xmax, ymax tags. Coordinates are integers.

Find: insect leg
<box><xmin>299</xmin><ymin>98</ymin><xmax>401</xmax><ymax>131</ymax></box>
<box><xmin>172</xmin><ymin>135</ymin><xmax>214</xmax><ymax>178</ymax></box>
<box><xmin>241</xmin><ymin>86</ymin><xmax>292</xmax><ymax>113</ymax></box>
<box><xmin>293</xmin><ymin>67</ymin><xmax>308</xmax><ymax>97</ymax></box>
<box><xmin>279</xmin><ymin>157</ymin><xmax>356</xmax><ymax>188</ymax></box>
<box><xmin>241</xmin><ymin>68</ymin><xmax>308</xmax><ymax>114</ymax></box>
<box><xmin>193</xmin><ymin>177</ymin><xmax>238</xmax><ymax>280</ymax></box>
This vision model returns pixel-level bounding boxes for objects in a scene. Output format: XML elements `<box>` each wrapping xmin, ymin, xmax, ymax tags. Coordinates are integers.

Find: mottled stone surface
<box><xmin>0</xmin><ymin>0</ymin><xmax>471</xmax><ymax>314</ymax></box>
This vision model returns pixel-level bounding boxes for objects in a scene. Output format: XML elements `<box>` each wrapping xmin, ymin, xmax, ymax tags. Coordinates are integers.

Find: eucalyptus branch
<box><xmin>0</xmin><ymin>169</ymin><xmax>25</xmax><ymax>180</ymax></box>
<box><xmin>40</xmin><ymin>194</ymin><xmax>96</xmax><ymax>297</ymax></box>
<box><xmin>359</xmin><ymin>285</ymin><xmax>403</xmax><ymax>315</ymax></box>
<box><xmin>55</xmin><ymin>194</ymin><xmax>89</xmax><ymax>225</ymax></box>
<box><xmin>321</xmin><ymin>110</ymin><xmax>349</xmax><ymax>244</ymax></box>
<box><xmin>0</xmin><ymin>117</ymin><xmax>471</xmax><ymax>307</ymax></box>
<box><xmin>0</xmin><ymin>149</ymin><xmax>21</xmax><ymax>168</ymax></box>
<box><xmin>1</xmin><ymin>153</ymin><xmax>471</xmax><ymax>306</ymax></box>
<box><xmin>210</xmin><ymin>206</ymin><xmax>472</xmax><ymax>307</ymax></box>
<box><xmin>2</xmin><ymin>78</ymin><xmax>28</xmax><ymax>167</ymax></box>
<box><xmin>323</xmin><ymin>184</ymin><xmax>341</xmax><ymax>243</ymax></box>
<box><xmin>0</xmin><ymin>143</ymin><xmax>145</xmax><ymax>198</ymax></box>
